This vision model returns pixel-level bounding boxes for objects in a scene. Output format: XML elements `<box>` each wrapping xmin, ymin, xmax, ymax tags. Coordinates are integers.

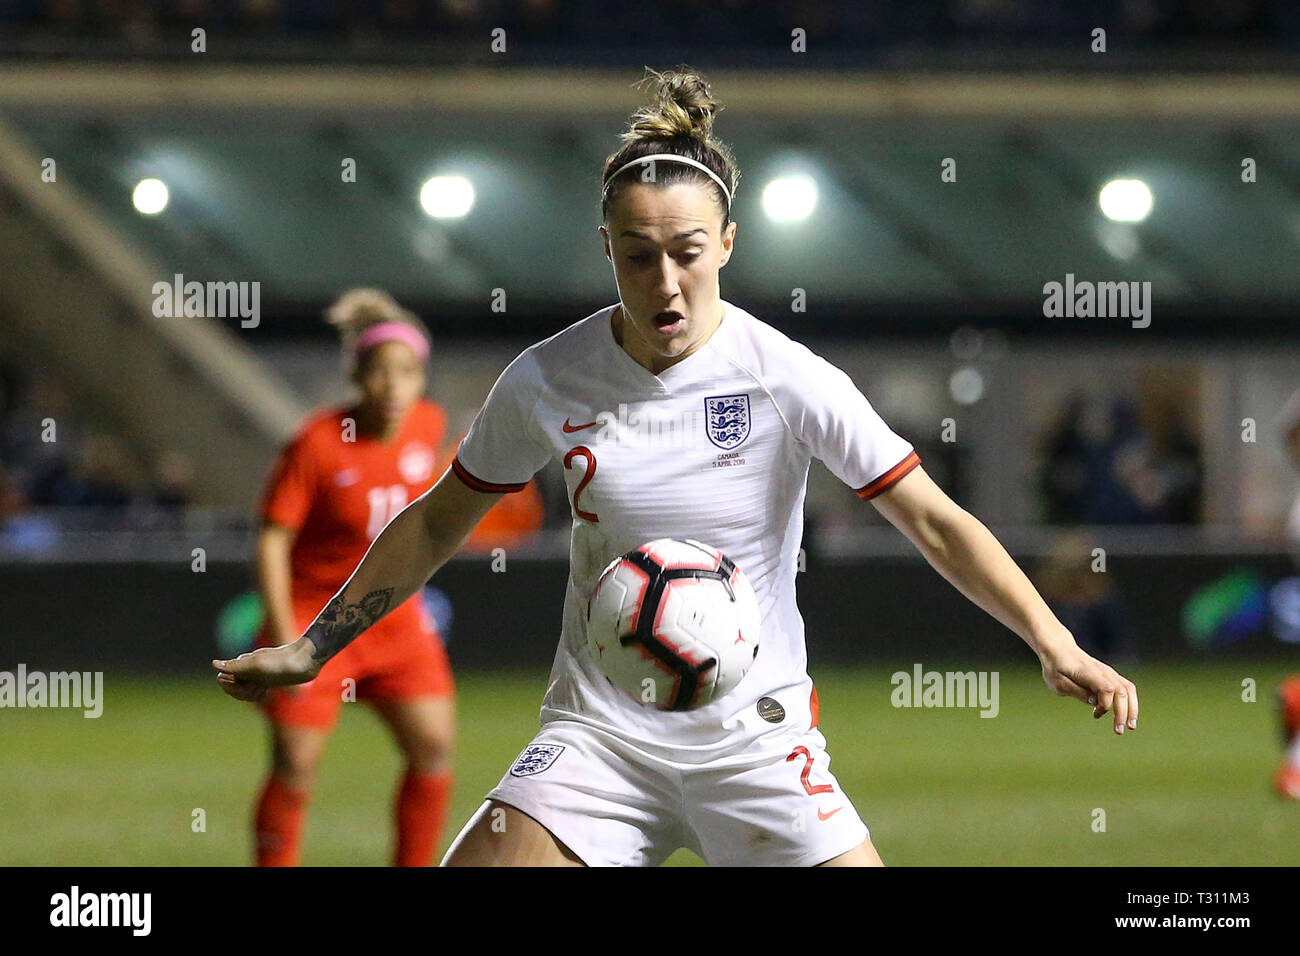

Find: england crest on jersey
<box><xmin>508</xmin><ymin>743</ymin><xmax>566</xmax><ymax>777</ymax></box>
<box><xmin>705</xmin><ymin>393</ymin><xmax>750</xmax><ymax>450</ymax></box>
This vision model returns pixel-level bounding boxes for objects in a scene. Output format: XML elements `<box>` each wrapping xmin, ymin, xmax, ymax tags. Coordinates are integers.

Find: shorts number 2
<box><xmin>786</xmin><ymin>745</ymin><xmax>834</xmax><ymax>796</ymax></box>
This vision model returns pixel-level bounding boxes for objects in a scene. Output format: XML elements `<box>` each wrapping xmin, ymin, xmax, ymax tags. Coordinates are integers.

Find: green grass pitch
<box><xmin>2</xmin><ymin>662</ymin><xmax>1296</xmax><ymax>865</ymax></box>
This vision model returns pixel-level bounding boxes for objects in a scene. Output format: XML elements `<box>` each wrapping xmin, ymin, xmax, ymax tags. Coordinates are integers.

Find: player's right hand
<box><xmin>212</xmin><ymin>638</ymin><xmax>320</xmax><ymax>703</ymax></box>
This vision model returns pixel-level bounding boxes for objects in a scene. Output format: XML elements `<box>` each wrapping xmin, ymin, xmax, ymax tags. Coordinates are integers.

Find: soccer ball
<box><xmin>585</xmin><ymin>538</ymin><xmax>761</xmax><ymax>711</ymax></box>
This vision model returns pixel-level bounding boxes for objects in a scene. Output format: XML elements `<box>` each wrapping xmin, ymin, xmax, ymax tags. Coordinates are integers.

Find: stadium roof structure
<box><xmin>1</xmin><ymin>67</ymin><xmax>1298</xmax><ymax>338</ymax></box>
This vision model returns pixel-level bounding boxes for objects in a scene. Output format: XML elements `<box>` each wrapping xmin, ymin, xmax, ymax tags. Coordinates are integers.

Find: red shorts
<box><xmin>256</xmin><ymin>593</ymin><xmax>454</xmax><ymax>731</ymax></box>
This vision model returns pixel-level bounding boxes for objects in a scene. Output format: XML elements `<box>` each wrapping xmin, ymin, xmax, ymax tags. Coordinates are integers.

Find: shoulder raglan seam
<box><xmin>522</xmin><ymin>314</ymin><xmax>619</xmax><ymax>452</ymax></box>
<box><xmin>460</xmin><ymin>318</ymin><xmax>600</xmax><ymax>477</ymax></box>
<box><xmin>518</xmin><ymin>334</ymin><xmax>591</xmax><ymax>463</ymax></box>
<box><xmin>717</xmin><ymin>352</ymin><xmax>808</xmax><ymax>453</ymax></box>
<box><xmin>716</xmin><ymin>309</ymin><xmax>817</xmax><ymax>451</ymax></box>
<box><xmin>521</xmin><ymin>350</ymin><xmax>550</xmax><ymax>461</ymax></box>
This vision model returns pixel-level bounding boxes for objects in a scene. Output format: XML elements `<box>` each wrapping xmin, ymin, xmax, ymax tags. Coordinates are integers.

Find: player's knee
<box><xmin>403</xmin><ymin>730</ymin><xmax>453</xmax><ymax>773</ymax></box>
<box><xmin>271</xmin><ymin>738</ymin><xmax>326</xmax><ymax>786</ymax></box>
<box><xmin>271</xmin><ymin>761</ymin><xmax>318</xmax><ymax>791</ymax></box>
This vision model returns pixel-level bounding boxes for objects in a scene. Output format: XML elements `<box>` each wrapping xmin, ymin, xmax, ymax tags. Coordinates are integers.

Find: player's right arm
<box><xmin>214</xmin><ymin>468</ymin><xmax>503</xmax><ymax>701</ymax></box>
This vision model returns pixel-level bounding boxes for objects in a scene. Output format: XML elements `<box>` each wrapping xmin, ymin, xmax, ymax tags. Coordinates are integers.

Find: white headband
<box><xmin>602</xmin><ymin>153</ymin><xmax>732</xmax><ymax>209</ymax></box>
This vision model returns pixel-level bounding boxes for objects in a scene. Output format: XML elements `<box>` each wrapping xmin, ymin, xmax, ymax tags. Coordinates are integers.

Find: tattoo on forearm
<box><xmin>304</xmin><ymin>588</ymin><xmax>395</xmax><ymax>663</ymax></box>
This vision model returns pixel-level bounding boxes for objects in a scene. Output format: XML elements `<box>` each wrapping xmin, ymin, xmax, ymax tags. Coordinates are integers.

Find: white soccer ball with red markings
<box><xmin>585</xmin><ymin>538</ymin><xmax>761</xmax><ymax>711</ymax></box>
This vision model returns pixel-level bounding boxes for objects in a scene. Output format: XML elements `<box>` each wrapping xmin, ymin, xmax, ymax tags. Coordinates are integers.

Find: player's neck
<box><xmin>614</xmin><ymin>301</ymin><xmax>724</xmax><ymax>376</ymax></box>
<box><xmin>353</xmin><ymin>405</ymin><xmax>404</xmax><ymax>443</ymax></box>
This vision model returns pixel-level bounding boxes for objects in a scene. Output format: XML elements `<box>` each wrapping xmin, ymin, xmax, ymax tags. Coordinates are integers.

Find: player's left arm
<box><xmin>869</xmin><ymin>464</ymin><xmax>1138</xmax><ymax>734</ymax></box>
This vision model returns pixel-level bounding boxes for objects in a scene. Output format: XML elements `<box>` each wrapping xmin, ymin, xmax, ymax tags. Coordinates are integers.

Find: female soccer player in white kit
<box><xmin>214</xmin><ymin>67</ymin><xmax>1140</xmax><ymax>867</ymax></box>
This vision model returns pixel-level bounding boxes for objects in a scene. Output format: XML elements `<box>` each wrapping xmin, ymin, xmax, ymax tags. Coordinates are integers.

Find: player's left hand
<box><xmin>212</xmin><ymin>638</ymin><xmax>319</xmax><ymax>703</ymax></box>
<box><xmin>1038</xmin><ymin>642</ymin><xmax>1139</xmax><ymax>734</ymax></box>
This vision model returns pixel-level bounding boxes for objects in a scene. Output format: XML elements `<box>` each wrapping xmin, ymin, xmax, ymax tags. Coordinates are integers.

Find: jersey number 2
<box><xmin>564</xmin><ymin>445</ymin><xmax>599</xmax><ymax>523</ymax></box>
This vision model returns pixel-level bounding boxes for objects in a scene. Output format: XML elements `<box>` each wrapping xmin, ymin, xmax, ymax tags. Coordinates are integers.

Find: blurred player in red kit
<box><xmin>1274</xmin><ymin>388</ymin><xmax>1300</xmax><ymax>799</ymax></box>
<box><xmin>251</xmin><ymin>289</ymin><xmax>455</xmax><ymax>864</ymax></box>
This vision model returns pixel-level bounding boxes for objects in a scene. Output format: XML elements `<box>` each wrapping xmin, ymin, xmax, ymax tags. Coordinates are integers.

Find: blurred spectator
<box><xmin>150</xmin><ymin>448</ymin><xmax>194</xmax><ymax>510</ymax></box>
<box><xmin>0</xmin><ymin>461</ymin><xmax>27</xmax><ymax>523</ymax></box>
<box><xmin>0</xmin><ymin>365</ymin><xmax>163</xmax><ymax>515</ymax></box>
<box><xmin>1032</xmin><ymin>530</ymin><xmax>1136</xmax><ymax>664</ymax></box>
<box><xmin>1038</xmin><ymin>393</ymin><xmax>1090</xmax><ymax>524</ymax></box>
<box><xmin>1081</xmin><ymin>397</ymin><xmax>1200</xmax><ymax>524</ymax></box>
<box><xmin>2</xmin><ymin>371</ymin><xmax>82</xmax><ymax>504</ymax></box>
<box><xmin>1081</xmin><ymin>398</ymin><xmax>1150</xmax><ymax>524</ymax></box>
<box><xmin>1038</xmin><ymin>393</ymin><xmax>1202</xmax><ymax>526</ymax></box>
<box><xmin>44</xmin><ymin>431</ymin><xmax>137</xmax><ymax>509</ymax></box>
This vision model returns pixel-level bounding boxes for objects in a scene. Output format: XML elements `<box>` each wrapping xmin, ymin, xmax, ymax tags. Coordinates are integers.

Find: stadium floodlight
<box><xmin>761</xmin><ymin>174</ymin><xmax>817</xmax><ymax>223</ymax></box>
<box><xmin>949</xmin><ymin>366</ymin><xmax>985</xmax><ymax>405</ymax></box>
<box><xmin>132</xmin><ymin>178</ymin><xmax>169</xmax><ymax>215</ymax></box>
<box><xmin>1098</xmin><ymin>178</ymin><xmax>1153</xmax><ymax>223</ymax></box>
<box><xmin>419</xmin><ymin>175</ymin><xmax>475</xmax><ymax>219</ymax></box>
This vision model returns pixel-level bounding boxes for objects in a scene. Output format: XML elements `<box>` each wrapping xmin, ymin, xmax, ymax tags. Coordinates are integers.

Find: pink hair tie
<box><xmin>353</xmin><ymin>321</ymin><xmax>430</xmax><ymax>366</ymax></box>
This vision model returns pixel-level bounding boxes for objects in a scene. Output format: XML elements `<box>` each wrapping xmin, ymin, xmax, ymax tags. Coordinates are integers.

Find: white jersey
<box><xmin>453</xmin><ymin>299</ymin><xmax>919</xmax><ymax>763</ymax></box>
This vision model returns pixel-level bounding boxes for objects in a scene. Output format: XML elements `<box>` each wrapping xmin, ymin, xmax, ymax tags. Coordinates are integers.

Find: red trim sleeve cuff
<box><xmin>452</xmin><ymin>454</ymin><xmax>529</xmax><ymax>494</ymax></box>
<box><xmin>854</xmin><ymin>450</ymin><xmax>921</xmax><ymax>500</ymax></box>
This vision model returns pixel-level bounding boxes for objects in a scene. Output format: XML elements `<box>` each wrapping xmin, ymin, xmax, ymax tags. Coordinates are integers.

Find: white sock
<box><xmin>1290</xmin><ymin>734</ymin><xmax>1300</xmax><ymax>770</ymax></box>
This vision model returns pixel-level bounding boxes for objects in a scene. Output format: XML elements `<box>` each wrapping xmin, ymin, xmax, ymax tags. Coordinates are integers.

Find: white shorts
<box><xmin>485</xmin><ymin>719</ymin><xmax>870</xmax><ymax>867</ymax></box>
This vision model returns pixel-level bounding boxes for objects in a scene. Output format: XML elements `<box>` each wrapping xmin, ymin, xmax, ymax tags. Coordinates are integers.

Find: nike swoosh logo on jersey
<box><xmin>562</xmin><ymin>417</ymin><xmax>598</xmax><ymax>432</ymax></box>
<box><xmin>817</xmin><ymin>807</ymin><xmax>843</xmax><ymax>821</ymax></box>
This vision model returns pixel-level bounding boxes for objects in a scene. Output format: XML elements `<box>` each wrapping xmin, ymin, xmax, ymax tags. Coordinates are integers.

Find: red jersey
<box><xmin>260</xmin><ymin>398</ymin><xmax>447</xmax><ymax>603</ymax></box>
